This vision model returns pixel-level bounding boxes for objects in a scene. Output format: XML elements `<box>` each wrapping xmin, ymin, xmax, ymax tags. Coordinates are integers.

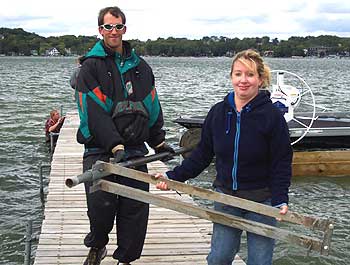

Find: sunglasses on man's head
<box><xmin>100</xmin><ymin>23</ymin><xmax>125</xmax><ymax>31</ymax></box>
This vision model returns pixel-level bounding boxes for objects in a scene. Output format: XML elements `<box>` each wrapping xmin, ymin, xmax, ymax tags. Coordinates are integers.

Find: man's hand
<box><xmin>154</xmin><ymin>142</ymin><xmax>175</xmax><ymax>162</ymax></box>
<box><xmin>112</xmin><ymin>144</ymin><xmax>126</xmax><ymax>163</ymax></box>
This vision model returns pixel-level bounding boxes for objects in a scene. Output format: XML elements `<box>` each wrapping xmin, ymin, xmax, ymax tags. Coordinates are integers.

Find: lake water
<box><xmin>0</xmin><ymin>56</ymin><xmax>349</xmax><ymax>265</ymax></box>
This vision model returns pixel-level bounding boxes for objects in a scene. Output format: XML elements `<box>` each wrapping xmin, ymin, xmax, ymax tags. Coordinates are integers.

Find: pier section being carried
<box><xmin>34</xmin><ymin>111</ymin><xmax>245</xmax><ymax>265</ymax></box>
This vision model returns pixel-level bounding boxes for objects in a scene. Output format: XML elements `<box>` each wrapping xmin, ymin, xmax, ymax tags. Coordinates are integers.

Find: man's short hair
<box><xmin>98</xmin><ymin>6</ymin><xmax>126</xmax><ymax>26</ymax></box>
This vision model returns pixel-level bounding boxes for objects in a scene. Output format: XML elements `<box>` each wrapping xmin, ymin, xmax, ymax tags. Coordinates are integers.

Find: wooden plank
<box><xmin>293</xmin><ymin>161</ymin><xmax>350</xmax><ymax>177</ymax></box>
<box><xmin>293</xmin><ymin>150</ymin><xmax>350</xmax><ymax>177</ymax></box>
<box><xmin>36</xmin><ymin>237</ymin><xmax>212</xmax><ymax>245</ymax></box>
<box><xmin>33</xmin><ymin>255</ymin><xmax>245</xmax><ymax>265</ymax></box>
<box><xmin>293</xmin><ymin>150</ymin><xmax>350</xmax><ymax>162</ymax></box>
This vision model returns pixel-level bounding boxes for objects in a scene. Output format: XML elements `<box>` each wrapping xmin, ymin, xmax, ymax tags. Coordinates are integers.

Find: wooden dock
<box><xmin>34</xmin><ymin>111</ymin><xmax>245</xmax><ymax>265</ymax></box>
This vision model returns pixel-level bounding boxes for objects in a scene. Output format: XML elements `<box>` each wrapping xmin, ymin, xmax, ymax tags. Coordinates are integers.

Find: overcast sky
<box><xmin>1</xmin><ymin>0</ymin><xmax>350</xmax><ymax>41</ymax></box>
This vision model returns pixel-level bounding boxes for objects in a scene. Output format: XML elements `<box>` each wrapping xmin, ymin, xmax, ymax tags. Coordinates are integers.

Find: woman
<box><xmin>155</xmin><ymin>49</ymin><xmax>293</xmax><ymax>265</ymax></box>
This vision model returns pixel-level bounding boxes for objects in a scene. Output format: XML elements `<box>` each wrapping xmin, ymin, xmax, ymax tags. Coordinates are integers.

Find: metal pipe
<box><xmin>24</xmin><ymin>220</ymin><xmax>32</xmax><ymax>265</ymax></box>
<box><xmin>65</xmin><ymin>145</ymin><xmax>194</xmax><ymax>188</ymax></box>
<box><xmin>65</xmin><ymin>163</ymin><xmax>111</xmax><ymax>188</ymax></box>
<box><xmin>117</xmin><ymin>145</ymin><xmax>194</xmax><ymax>167</ymax></box>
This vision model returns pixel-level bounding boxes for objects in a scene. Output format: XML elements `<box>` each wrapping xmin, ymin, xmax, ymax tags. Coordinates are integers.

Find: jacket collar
<box><xmin>85</xmin><ymin>40</ymin><xmax>132</xmax><ymax>59</ymax></box>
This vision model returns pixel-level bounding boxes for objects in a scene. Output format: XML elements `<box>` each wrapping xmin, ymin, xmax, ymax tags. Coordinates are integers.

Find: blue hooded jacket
<box><xmin>167</xmin><ymin>91</ymin><xmax>293</xmax><ymax>206</ymax></box>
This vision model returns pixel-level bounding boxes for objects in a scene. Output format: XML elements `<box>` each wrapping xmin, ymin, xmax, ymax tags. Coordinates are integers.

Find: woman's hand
<box><xmin>276</xmin><ymin>204</ymin><xmax>288</xmax><ymax>221</ymax></box>
<box><xmin>154</xmin><ymin>173</ymin><xmax>169</xmax><ymax>190</ymax></box>
<box><xmin>279</xmin><ymin>204</ymin><xmax>288</xmax><ymax>215</ymax></box>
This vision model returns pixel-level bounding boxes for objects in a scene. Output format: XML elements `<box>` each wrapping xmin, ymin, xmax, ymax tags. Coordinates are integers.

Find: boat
<box><xmin>174</xmin><ymin>71</ymin><xmax>350</xmax><ymax>177</ymax></box>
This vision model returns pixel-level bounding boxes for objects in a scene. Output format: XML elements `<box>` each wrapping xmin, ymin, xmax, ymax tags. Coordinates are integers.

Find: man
<box><xmin>75</xmin><ymin>6</ymin><xmax>173</xmax><ymax>265</ymax></box>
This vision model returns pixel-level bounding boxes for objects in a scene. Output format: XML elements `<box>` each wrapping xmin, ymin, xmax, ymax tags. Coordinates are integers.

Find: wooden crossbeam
<box><xmin>87</xmin><ymin>162</ymin><xmax>334</xmax><ymax>255</ymax></box>
<box><xmin>94</xmin><ymin>162</ymin><xmax>332</xmax><ymax>231</ymax></box>
<box><xmin>92</xmin><ymin>179</ymin><xmax>327</xmax><ymax>255</ymax></box>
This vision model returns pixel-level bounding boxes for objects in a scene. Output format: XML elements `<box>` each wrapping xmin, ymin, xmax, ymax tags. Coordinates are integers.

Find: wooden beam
<box><xmin>93</xmin><ymin>180</ymin><xmax>328</xmax><ymax>255</ymax></box>
<box><xmin>94</xmin><ymin>162</ymin><xmax>332</xmax><ymax>231</ymax></box>
<box><xmin>293</xmin><ymin>150</ymin><xmax>350</xmax><ymax>163</ymax></box>
<box><xmin>293</xmin><ymin>150</ymin><xmax>350</xmax><ymax>177</ymax></box>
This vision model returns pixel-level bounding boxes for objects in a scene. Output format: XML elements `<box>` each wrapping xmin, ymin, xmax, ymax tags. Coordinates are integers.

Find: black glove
<box><xmin>112</xmin><ymin>145</ymin><xmax>126</xmax><ymax>163</ymax></box>
<box><xmin>154</xmin><ymin>142</ymin><xmax>175</xmax><ymax>162</ymax></box>
<box><xmin>114</xmin><ymin>149</ymin><xmax>126</xmax><ymax>163</ymax></box>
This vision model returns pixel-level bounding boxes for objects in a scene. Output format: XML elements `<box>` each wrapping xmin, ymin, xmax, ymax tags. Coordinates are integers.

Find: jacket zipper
<box><xmin>232</xmin><ymin>111</ymin><xmax>241</xmax><ymax>190</ymax></box>
<box><xmin>114</xmin><ymin>55</ymin><xmax>128</xmax><ymax>98</ymax></box>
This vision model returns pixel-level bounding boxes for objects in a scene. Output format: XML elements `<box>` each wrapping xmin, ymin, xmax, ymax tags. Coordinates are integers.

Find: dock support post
<box><xmin>49</xmin><ymin>132</ymin><xmax>60</xmax><ymax>157</ymax></box>
<box><xmin>50</xmin><ymin>133</ymin><xmax>54</xmax><ymax>157</ymax></box>
<box><xmin>39</xmin><ymin>163</ymin><xmax>51</xmax><ymax>203</ymax></box>
<box><xmin>24</xmin><ymin>220</ymin><xmax>33</xmax><ymax>265</ymax></box>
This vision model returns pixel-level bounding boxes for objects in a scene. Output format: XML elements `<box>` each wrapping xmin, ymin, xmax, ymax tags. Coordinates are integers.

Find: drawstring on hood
<box><xmin>224</xmin><ymin>91</ymin><xmax>271</xmax><ymax>134</ymax></box>
<box><xmin>244</xmin><ymin>104</ymin><xmax>252</xmax><ymax>112</ymax></box>
<box><xmin>225</xmin><ymin>92</ymin><xmax>235</xmax><ymax>134</ymax></box>
<box><xmin>226</xmin><ymin>111</ymin><xmax>232</xmax><ymax>134</ymax></box>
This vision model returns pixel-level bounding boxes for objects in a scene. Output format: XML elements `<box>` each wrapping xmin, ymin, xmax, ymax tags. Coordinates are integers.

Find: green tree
<box><xmin>1</xmin><ymin>27</ymin><xmax>349</xmax><ymax>57</ymax></box>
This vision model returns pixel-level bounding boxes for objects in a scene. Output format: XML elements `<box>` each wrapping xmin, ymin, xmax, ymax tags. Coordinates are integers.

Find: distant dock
<box><xmin>33</xmin><ymin>111</ymin><xmax>245</xmax><ymax>265</ymax></box>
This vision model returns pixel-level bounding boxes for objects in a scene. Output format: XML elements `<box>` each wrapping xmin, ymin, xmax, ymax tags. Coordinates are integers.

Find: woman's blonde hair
<box><xmin>230</xmin><ymin>49</ymin><xmax>271</xmax><ymax>88</ymax></box>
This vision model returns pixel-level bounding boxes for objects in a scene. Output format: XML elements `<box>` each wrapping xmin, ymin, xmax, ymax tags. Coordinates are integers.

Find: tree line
<box><xmin>1</xmin><ymin>27</ymin><xmax>349</xmax><ymax>57</ymax></box>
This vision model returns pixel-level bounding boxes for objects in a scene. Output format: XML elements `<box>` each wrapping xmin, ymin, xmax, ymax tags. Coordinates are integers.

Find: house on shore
<box><xmin>46</xmin><ymin>48</ymin><xmax>60</xmax><ymax>56</ymax></box>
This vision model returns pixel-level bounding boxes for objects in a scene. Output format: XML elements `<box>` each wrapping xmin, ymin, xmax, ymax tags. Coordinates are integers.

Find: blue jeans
<box><xmin>207</xmin><ymin>198</ymin><xmax>276</xmax><ymax>265</ymax></box>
